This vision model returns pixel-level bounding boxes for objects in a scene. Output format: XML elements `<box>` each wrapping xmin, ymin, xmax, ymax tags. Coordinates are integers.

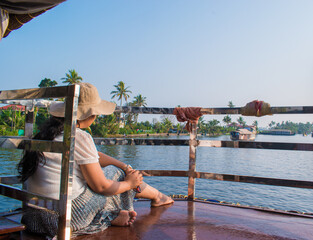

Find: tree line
<box><xmin>0</xmin><ymin>72</ymin><xmax>312</xmax><ymax>137</ymax></box>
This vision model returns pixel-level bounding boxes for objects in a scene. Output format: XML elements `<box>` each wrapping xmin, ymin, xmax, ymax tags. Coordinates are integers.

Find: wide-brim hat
<box><xmin>49</xmin><ymin>83</ymin><xmax>116</xmax><ymax>120</ymax></box>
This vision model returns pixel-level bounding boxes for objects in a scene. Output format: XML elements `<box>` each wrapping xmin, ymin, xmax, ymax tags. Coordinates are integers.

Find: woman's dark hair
<box><xmin>17</xmin><ymin>116</ymin><xmax>65</xmax><ymax>182</ymax></box>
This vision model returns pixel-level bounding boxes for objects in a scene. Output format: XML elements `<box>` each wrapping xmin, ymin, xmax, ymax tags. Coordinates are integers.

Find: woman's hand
<box><xmin>125</xmin><ymin>170</ymin><xmax>143</xmax><ymax>189</ymax></box>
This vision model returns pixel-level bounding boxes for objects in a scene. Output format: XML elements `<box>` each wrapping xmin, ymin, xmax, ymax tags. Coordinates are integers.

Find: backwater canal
<box><xmin>1</xmin><ymin>134</ymin><xmax>312</xmax><ymax>213</ymax></box>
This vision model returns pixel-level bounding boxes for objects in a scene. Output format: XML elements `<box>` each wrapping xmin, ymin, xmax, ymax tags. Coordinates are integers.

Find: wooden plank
<box><xmin>0</xmin><ymin>217</ymin><xmax>25</xmax><ymax>235</ymax></box>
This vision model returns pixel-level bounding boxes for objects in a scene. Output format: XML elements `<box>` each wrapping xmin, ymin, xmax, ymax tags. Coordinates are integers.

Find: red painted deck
<box><xmin>5</xmin><ymin>200</ymin><xmax>313</xmax><ymax>240</ymax></box>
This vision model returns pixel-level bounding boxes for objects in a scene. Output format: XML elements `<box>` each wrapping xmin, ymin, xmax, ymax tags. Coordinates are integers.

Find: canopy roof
<box><xmin>0</xmin><ymin>0</ymin><xmax>66</xmax><ymax>38</ymax></box>
<box><xmin>0</xmin><ymin>104</ymin><xmax>25</xmax><ymax>111</ymax></box>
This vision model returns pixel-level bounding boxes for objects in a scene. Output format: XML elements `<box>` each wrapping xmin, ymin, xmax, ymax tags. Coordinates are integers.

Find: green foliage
<box><xmin>228</xmin><ymin>101</ymin><xmax>235</xmax><ymax>108</ymax></box>
<box><xmin>111</xmin><ymin>81</ymin><xmax>132</xmax><ymax>107</ymax></box>
<box><xmin>223</xmin><ymin>115</ymin><xmax>232</xmax><ymax>125</ymax></box>
<box><xmin>61</xmin><ymin>69</ymin><xmax>83</xmax><ymax>85</ymax></box>
<box><xmin>0</xmin><ymin>109</ymin><xmax>25</xmax><ymax>136</ymax></box>
<box><xmin>161</xmin><ymin>117</ymin><xmax>173</xmax><ymax>133</ymax></box>
<box><xmin>273</xmin><ymin>121</ymin><xmax>313</xmax><ymax>134</ymax></box>
<box><xmin>90</xmin><ymin>114</ymin><xmax>119</xmax><ymax>137</ymax></box>
<box><xmin>237</xmin><ymin>116</ymin><xmax>246</xmax><ymax>127</ymax></box>
<box><xmin>131</xmin><ymin>94</ymin><xmax>147</xmax><ymax>123</ymax></box>
<box><xmin>38</xmin><ymin>78</ymin><xmax>58</xmax><ymax>88</ymax></box>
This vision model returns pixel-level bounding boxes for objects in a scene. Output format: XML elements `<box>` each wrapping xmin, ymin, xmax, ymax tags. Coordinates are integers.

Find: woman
<box><xmin>18</xmin><ymin>82</ymin><xmax>173</xmax><ymax>238</ymax></box>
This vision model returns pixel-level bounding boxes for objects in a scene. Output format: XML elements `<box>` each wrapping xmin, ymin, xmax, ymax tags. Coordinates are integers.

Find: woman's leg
<box><xmin>135</xmin><ymin>182</ymin><xmax>174</xmax><ymax>207</ymax></box>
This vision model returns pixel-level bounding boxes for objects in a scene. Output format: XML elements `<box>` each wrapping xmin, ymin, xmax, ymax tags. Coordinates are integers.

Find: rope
<box><xmin>241</xmin><ymin>100</ymin><xmax>272</xmax><ymax>117</ymax></box>
<box><xmin>173</xmin><ymin>107</ymin><xmax>203</xmax><ymax>132</ymax></box>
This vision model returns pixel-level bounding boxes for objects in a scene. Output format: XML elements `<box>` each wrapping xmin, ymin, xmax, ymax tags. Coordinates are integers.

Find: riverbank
<box><xmin>103</xmin><ymin>133</ymin><xmax>227</xmax><ymax>138</ymax></box>
<box><xmin>104</xmin><ymin>133</ymin><xmax>189</xmax><ymax>138</ymax></box>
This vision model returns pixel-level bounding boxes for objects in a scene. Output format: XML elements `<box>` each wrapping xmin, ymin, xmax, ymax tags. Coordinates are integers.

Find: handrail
<box><xmin>115</xmin><ymin>105</ymin><xmax>313</xmax><ymax>115</ymax></box>
<box><xmin>0</xmin><ymin>85</ymin><xmax>80</xmax><ymax>240</ymax></box>
<box><xmin>93</xmin><ymin>138</ymin><xmax>313</xmax><ymax>151</ymax></box>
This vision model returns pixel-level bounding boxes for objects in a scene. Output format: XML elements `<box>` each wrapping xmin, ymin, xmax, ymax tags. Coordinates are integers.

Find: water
<box><xmin>1</xmin><ymin>134</ymin><xmax>313</xmax><ymax>213</ymax></box>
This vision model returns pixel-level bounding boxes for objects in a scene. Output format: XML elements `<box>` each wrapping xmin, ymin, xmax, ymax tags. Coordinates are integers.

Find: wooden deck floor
<box><xmin>5</xmin><ymin>199</ymin><xmax>313</xmax><ymax>240</ymax></box>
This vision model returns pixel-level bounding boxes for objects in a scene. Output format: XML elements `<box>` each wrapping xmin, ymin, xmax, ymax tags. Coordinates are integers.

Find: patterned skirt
<box><xmin>22</xmin><ymin>165</ymin><xmax>136</xmax><ymax>239</ymax></box>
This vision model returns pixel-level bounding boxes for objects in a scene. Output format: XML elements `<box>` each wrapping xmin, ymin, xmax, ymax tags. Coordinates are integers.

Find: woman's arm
<box><xmin>98</xmin><ymin>152</ymin><xmax>128</xmax><ymax>171</ymax></box>
<box><xmin>80</xmin><ymin>162</ymin><xmax>143</xmax><ymax>196</ymax></box>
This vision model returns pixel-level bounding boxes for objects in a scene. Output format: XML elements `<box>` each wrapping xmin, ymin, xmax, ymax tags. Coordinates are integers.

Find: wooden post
<box><xmin>187</xmin><ymin>122</ymin><xmax>197</xmax><ymax>200</ymax></box>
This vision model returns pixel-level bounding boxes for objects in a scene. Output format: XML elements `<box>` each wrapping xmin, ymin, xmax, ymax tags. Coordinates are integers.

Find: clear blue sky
<box><xmin>1</xmin><ymin>0</ymin><xmax>312</xmax><ymax>127</ymax></box>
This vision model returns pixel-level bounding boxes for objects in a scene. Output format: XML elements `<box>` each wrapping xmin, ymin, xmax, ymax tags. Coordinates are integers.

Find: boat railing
<box><xmin>0</xmin><ymin>85</ymin><xmax>312</xmax><ymax>240</ymax></box>
<box><xmin>0</xmin><ymin>85</ymin><xmax>80</xmax><ymax>240</ymax></box>
<box><xmin>111</xmin><ymin>105</ymin><xmax>313</xmax><ymax>200</ymax></box>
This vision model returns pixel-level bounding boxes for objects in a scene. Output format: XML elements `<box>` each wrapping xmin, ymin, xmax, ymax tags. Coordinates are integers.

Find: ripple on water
<box><xmin>1</xmin><ymin>135</ymin><xmax>312</xmax><ymax>213</ymax></box>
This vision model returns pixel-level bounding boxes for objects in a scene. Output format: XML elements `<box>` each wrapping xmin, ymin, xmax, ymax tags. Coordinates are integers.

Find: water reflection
<box><xmin>0</xmin><ymin>148</ymin><xmax>22</xmax><ymax>175</ymax></box>
<box><xmin>1</xmin><ymin>135</ymin><xmax>313</xmax><ymax>213</ymax></box>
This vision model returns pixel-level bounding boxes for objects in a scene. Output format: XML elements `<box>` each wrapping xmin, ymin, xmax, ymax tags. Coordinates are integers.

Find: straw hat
<box><xmin>49</xmin><ymin>83</ymin><xmax>116</xmax><ymax>120</ymax></box>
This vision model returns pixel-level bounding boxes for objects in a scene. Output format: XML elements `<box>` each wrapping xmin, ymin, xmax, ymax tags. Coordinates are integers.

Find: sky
<box><xmin>1</xmin><ymin>0</ymin><xmax>313</xmax><ymax>127</ymax></box>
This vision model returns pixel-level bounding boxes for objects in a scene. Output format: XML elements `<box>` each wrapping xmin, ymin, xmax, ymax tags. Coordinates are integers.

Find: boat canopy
<box><xmin>0</xmin><ymin>0</ymin><xmax>66</xmax><ymax>39</ymax></box>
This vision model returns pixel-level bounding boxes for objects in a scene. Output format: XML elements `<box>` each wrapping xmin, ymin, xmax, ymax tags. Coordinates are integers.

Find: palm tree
<box><xmin>207</xmin><ymin>119</ymin><xmax>220</xmax><ymax>135</ymax></box>
<box><xmin>131</xmin><ymin>94</ymin><xmax>147</xmax><ymax>123</ymax></box>
<box><xmin>268</xmin><ymin>121</ymin><xmax>276</xmax><ymax>129</ymax></box>
<box><xmin>198</xmin><ymin>116</ymin><xmax>206</xmax><ymax>134</ymax></box>
<box><xmin>228</xmin><ymin>101</ymin><xmax>235</xmax><ymax>108</ymax></box>
<box><xmin>237</xmin><ymin>116</ymin><xmax>246</xmax><ymax>127</ymax></box>
<box><xmin>252</xmin><ymin>120</ymin><xmax>259</xmax><ymax>132</ymax></box>
<box><xmin>161</xmin><ymin>117</ymin><xmax>173</xmax><ymax>133</ymax></box>
<box><xmin>223</xmin><ymin>115</ymin><xmax>232</xmax><ymax>125</ymax></box>
<box><xmin>61</xmin><ymin>69</ymin><xmax>83</xmax><ymax>85</ymax></box>
<box><xmin>111</xmin><ymin>81</ymin><xmax>132</xmax><ymax>125</ymax></box>
<box><xmin>111</xmin><ymin>81</ymin><xmax>132</xmax><ymax>107</ymax></box>
<box><xmin>132</xmin><ymin>94</ymin><xmax>147</xmax><ymax>107</ymax></box>
<box><xmin>38</xmin><ymin>78</ymin><xmax>58</xmax><ymax>88</ymax></box>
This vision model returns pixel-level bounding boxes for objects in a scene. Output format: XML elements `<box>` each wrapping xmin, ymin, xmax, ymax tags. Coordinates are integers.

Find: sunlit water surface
<box><xmin>1</xmin><ymin>134</ymin><xmax>312</xmax><ymax>213</ymax></box>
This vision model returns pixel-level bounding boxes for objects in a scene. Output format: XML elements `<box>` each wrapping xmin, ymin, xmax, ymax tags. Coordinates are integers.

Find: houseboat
<box><xmin>259</xmin><ymin>129</ymin><xmax>295</xmax><ymax>136</ymax></box>
<box><xmin>230</xmin><ymin>127</ymin><xmax>256</xmax><ymax>141</ymax></box>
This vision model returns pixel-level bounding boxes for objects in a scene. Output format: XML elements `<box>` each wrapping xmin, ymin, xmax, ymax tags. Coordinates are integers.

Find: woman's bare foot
<box><xmin>151</xmin><ymin>192</ymin><xmax>174</xmax><ymax>207</ymax></box>
<box><xmin>111</xmin><ymin>210</ymin><xmax>137</xmax><ymax>226</ymax></box>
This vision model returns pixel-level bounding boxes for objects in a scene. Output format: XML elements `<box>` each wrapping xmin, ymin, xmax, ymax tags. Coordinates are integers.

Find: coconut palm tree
<box><xmin>161</xmin><ymin>117</ymin><xmax>173</xmax><ymax>133</ymax></box>
<box><xmin>207</xmin><ymin>119</ymin><xmax>220</xmax><ymax>135</ymax></box>
<box><xmin>38</xmin><ymin>78</ymin><xmax>58</xmax><ymax>88</ymax></box>
<box><xmin>268</xmin><ymin>121</ymin><xmax>276</xmax><ymax>129</ymax></box>
<box><xmin>111</xmin><ymin>81</ymin><xmax>132</xmax><ymax>125</ymax></box>
<box><xmin>223</xmin><ymin>115</ymin><xmax>232</xmax><ymax>125</ymax></box>
<box><xmin>61</xmin><ymin>69</ymin><xmax>83</xmax><ymax>85</ymax></box>
<box><xmin>132</xmin><ymin>94</ymin><xmax>147</xmax><ymax>107</ymax></box>
<box><xmin>237</xmin><ymin>116</ymin><xmax>246</xmax><ymax>127</ymax></box>
<box><xmin>198</xmin><ymin>116</ymin><xmax>206</xmax><ymax>134</ymax></box>
<box><xmin>228</xmin><ymin>101</ymin><xmax>235</xmax><ymax>108</ymax></box>
<box><xmin>111</xmin><ymin>81</ymin><xmax>132</xmax><ymax>107</ymax></box>
<box><xmin>131</xmin><ymin>94</ymin><xmax>147</xmax><ymax>123</ymax></box>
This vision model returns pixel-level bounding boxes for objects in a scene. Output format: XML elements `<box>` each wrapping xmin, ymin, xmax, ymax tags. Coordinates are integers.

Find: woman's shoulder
<box><xmin>76</xmin><ymin>128</ymin><xmax>93</xmax><ymax>141</ymax></box>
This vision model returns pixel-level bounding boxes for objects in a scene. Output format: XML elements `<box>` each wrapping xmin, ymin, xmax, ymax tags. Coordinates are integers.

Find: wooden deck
<box><xmin>3</xmin><ymin>199</ymin><xmax>313</xmax><ymax>240</ymax></box>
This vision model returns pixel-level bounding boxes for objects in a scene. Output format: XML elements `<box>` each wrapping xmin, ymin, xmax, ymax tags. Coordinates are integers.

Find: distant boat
<box><xmin>259</xmin><ymin>129</ymin><xmax>295</xmax><ymax>136</ymax></box>
<box><xmin>230</xmin><ymin>127</ymin><xmax>256</xmax><ymax>141</ymax></box>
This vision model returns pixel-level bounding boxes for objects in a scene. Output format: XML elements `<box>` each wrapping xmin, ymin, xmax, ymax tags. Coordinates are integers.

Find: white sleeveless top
<box><xmin>27</xmin><ymin>129</ymin><xmax>99</xmax><ymax>200</ymax></box>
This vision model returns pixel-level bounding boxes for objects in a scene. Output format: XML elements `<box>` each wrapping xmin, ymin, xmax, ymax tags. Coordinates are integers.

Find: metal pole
<box><xmin>187</xmin><ymin>122</ymin><xmax>197</xmax><ymax>200</ymax></box>
<box><xmin>57</xmin><ymin>85</ymin><xmax>80</xmax><ymax>240</ymax></box>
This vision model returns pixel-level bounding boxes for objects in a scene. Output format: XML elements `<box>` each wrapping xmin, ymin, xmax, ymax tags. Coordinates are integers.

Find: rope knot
<box><xmin>173</xmin><ymin>107</ymin><xmax>203</xmax><ymax>132</ymax></box>
<box><xmin>241</xmin><ymin>100</ymin><xmax>272</xmax><ymax>117</ymax></box>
